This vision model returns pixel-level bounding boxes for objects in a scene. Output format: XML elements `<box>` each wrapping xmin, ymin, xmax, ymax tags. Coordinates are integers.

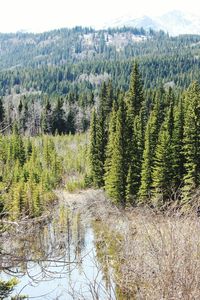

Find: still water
<box><xmin>1</xmin><ymin>205</ymin><xmax>115</xmax><ymax>299</ymax></box>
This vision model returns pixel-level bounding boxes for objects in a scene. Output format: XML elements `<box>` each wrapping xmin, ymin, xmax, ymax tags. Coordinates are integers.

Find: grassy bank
<box><xmin>58</xmin><ymin>189</ymin><xmax>200</xmax><ymax>299</ymax></box>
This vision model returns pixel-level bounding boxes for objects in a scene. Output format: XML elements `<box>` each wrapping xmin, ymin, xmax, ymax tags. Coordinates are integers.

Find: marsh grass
<box><xmin>52</xmin><ymin>133</ymin><xmax>89</xmax><ymax>190</ymax></box>
<box><xmin>69</xmin><ymin>190</ymin><xmax>200</xmax><ymax>300</ymax></box>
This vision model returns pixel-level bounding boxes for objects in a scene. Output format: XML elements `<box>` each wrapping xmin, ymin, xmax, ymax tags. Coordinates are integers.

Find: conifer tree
<box><xmin>66</xmin><ymin>107</ymin><xmax>76</xmax><ymax>134</ymax></box>
<box><xmin>0</xmin><ymin>97</ymin><xmax>5</xmax><ymax>130</ymax></box>
<box><xmin>89</xmin><ymin>109</ymin><xmax>103</xmax><ymax>187</ymax></box>
<box><xmin>182</xmin><ymin>81</ymin><xmax>200</xmax><ymax>201</ymax></box>
<box><xmin>125</xmin><ymin>114</ymin><xmax>141</xmax><ymax>204</ymax></box>
<box><xmin>52</xmin><ymin>98</ymin><xmax>67</xmax><ymax>134</ymax></box>
<box><xmin>105</xmin><ymin>80</ymin><xmax>114</xmax><ymax>115</ymax></box>
<box><xmin>126</xmin><ymin>62</ymin><xmax>144</xmax><ymax>118</ymax></box>
<box><xmin>104</xmin><ymin>102</ymin><xmax>117</xmax><ymax>189</ymax></box>
<box><xmin>125</xmin><ymin>62</ymin><xmax>145</xmax><ymax>199</ymax></box>
<box><xmin>94</xmin><ymin>82</ymin><xmax>114</xmax><ymax>186</ymax></box>
<box><xmin>152</xmin><ymin>120</ymin><xmax>173</xmax><ymax>205</ymax></box>
<box><xmin>165</xmin><ymin>87</ymin><xmax>175</xmax><ymax>140</ymax></box>
<box><xmin>172</xmin><ymin>97</ymin><xmax>185</xmax><ymax>189</ymax></box>
<box><xmin>138</xmin><ymin>92</ymin><xmax>164</xmax><ymax>203</ymax></box>
<box><xmin>104</xmin><ymin>98</ymin><xmax>127</xmax><ymax>205</ymax></box>
<box><xmin>138</xmin><ymin>121</ymin><xmax>153</xmax><ymax>202</ymax></box>
<box><xmin>11</xmin><ymin>124</ymin><xmax>26</xmax><ymax>166</ymax></box>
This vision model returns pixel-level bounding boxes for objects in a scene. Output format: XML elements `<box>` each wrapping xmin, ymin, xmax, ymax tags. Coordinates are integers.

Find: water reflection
<box><xmin>1</xmin><ymin>204</ymin><xmax>101</xmax><ymax>299</ymax></box>
<box><xmin>1</xmin><ymin>200</ymin><xmax>136</xmax><ymax>299</ymax></box>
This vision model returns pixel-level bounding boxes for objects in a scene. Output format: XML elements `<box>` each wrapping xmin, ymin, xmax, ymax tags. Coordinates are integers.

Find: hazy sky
<box><xmin>1</xmin><ymin>0</ymin><xmax>200</xmax><ymax>33</ymax></box>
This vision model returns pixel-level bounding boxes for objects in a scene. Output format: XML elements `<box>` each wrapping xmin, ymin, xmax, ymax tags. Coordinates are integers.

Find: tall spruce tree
<box><xmin>126</xmin><ymin>62</ymin><xmax>144</xmax><ymax>118</ymax></box>
<box><xmin>104</xmin><ymin>101</ymin><xmax>118</xmax><ymax>188</ymax></box>
<box><xmin>52</xmin><ymin>98</ymin><xmax>67</xmax><ymax>135</ymax></box>
<box><xmin>151</xmin><ymin>119</ymin><xmax>173</xmax><ymax>206</ymax></box>
<box><xmin>89</xmin><ymin>109</ymin><xmax>103</xmax><ymax>187</ymax></box>
<box><xmin>125</xmin><ymin>116</ymin><xmax>141</xmax><ymax>204</ymax></box>
<box><xmin>172</xmin><ymin>97</ymin><xmax>185</xmax><ymax>190</ymax></box>
<box><xmin>165</xmin><ymin>88</ymin><xmax>175</xmax><ymax>140</ymax></box>
<box><xmin>138</xmin><ymin>120</ymin><xmax>153</xmax><ymax>202</ymax></box>
<box><xmin>125</xmin><ymin>62</ymin><xmax>145</xmax><ymax>200</ymax></box>
<box><xmin>182</xmin><ymin>81</ymin><xmax>200</xmax><ymax>201</ymax></box>
<box><xmin>104</xmin><ymin>98</ymin><xmax>127</xmax><ymax>205</ymax></box>
<box><xmin>138</xmin><ymin>92</ymin><xmax>164</xmax><ymax>203</ymax></box>
<box><xmin>95</xmin><ymin>81</ymin><xmax>115</xmax><ymax>186</ymax></box>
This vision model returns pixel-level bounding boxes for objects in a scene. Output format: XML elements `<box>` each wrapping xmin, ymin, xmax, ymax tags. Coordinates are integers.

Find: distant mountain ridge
<box><xmin>105</xmin><ymin>10</ymin><xmax>200</xmax><ymax>36</ymax></box>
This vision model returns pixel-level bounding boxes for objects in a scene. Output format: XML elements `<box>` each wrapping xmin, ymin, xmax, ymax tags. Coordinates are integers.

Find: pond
<box><xmin>1</xmin><ymin>204</ymin><xmax>116</xmax><ymax>299</ymax></box>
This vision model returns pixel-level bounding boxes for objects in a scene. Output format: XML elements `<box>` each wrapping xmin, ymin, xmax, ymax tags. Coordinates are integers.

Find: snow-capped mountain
<box><xmin>105</xmin><ymin>10</ymin><xmax>200</xmax><ymax>36</ymax></box>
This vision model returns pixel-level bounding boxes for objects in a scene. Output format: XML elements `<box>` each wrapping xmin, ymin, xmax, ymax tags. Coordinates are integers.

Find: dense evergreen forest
<box><xmin>89</xmin><ymin>63</ymin><xmax>200</xmax><ymax>208</ymax></box>
<box><xmin>1</xmin><ymin>27</ymin><xmax>200</xmax><ymax>135</ymax></box>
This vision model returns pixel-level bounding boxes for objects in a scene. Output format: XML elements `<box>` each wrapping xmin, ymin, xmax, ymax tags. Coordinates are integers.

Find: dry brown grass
<box><xmin>57</xmin><ymin>189</ymin><xmax>200</xmax><ymax>300</ymax></box>
<box><xmin>116</xmin><ymin>211</ymin><xmax>200</xmax><ymax>299</ymax></box>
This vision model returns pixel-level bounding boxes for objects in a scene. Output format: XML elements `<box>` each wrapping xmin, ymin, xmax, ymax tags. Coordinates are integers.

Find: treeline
<box><xmin>88</xmin><ymin>63</ymin><xmax>200</xmax><ymax>207</ymax></box>
<box><xmin>0</xmin><ymin>129</ymin><xmax>62</xmax><ymax>220</ymax></box>
<box><xmin>0</xmin><ymin>93</ymin><xmax>93</xmax><ymax>135</ymax></box>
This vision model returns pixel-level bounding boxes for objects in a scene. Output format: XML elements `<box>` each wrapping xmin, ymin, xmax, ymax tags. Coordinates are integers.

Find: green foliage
<box><xmin>126</xmin><ymin>62</ymin><xmax>144</xmax><ymax>118</ymax></box>
<box><xmin>0</xmin><ymin>278</ymin><xmax>19</xmax><ymax>299</ymax></box>
<box><xmin>0</xmin><ymin>132</ymin><xmax>88</xmax><ymax>220</ymax></box>
<box><xmin>104</xmin><ymin>102</ymin><xmax>118</xmax><ymax>188</ymax></box>
<box><xmin>151</xmin><ymin>121</ymin><xmax>173</xmax><ymax>205</ymax></box>
<box><xmin>182</xmin><ymin>82</ymin><xmax>200</xmax><ymax>201</ymax></box>
<box><xmin>138</xmin><ymin>121</ymin><xmax>153</xmax><ymax>202</ymax></box>
<box><xmin>0</xmin><ymin>134</ymin><xmax>62</xmax><ymax>219</ymax></box>
<box><xmin>87</xmin><ymin>59</ymin><xmax>200</xmax><ymax>208</ymax></box>
<box><xmin>88</xmin><ymin>109</ymin><xmax>104</xmax><ymax>187</ymax></box>
<box><xmin>51</xmin><ymin>98</ymin><xmax>67</xmax><ymax>135</ymax></box>
<box><xmin>172</xmin><ymin>97</ymin><xmax>185</xmax><ymax>189</ymax></box>
<box><xmin>104</xmin><ymin>99</ymin><xmax>127</xmax><ymax>205</ymax></box>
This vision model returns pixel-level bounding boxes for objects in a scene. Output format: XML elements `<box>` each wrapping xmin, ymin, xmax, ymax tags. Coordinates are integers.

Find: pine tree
<box><xmin>104</xmin><ymin>98</ymin><xmax>127</xmax><ymax>205</ymax></box>
<box><xmin>182</xmin><ymin>81</ymin><xmax>200</xmax><ymax>201</ymax></box>
<box><xmin>172</xmin><ymin>97</ymin><xmax>185</xmax><ymax>190</ymax></box>
<box><xmin>125</xmin><ymin>62</ymin><xmax>145</xmax><ymax>200</ymax></box>
<box><xmin>93</xmin><ymin>81</ymin><xmax>115</xmax><ymax>186</ymax></box>
<box><xmin>105</xmin><ymin>80</ymin><xmax>114</xmax><ymax>115</ymax></box>
<box><xmin>126</xmin><ymin>62</ymin><xmax>144</xmax><ymax>118</ymax></box>
<box><xmin>88</xmin><ymin>109</ymin><xmax>103</xmax><ymax>187</ymax></box>
<box><xmin>152</xmin><ymin>120</ymin><xmax>173</xmax><ymax>206</ymax></box>
<box><xmin>66</xmin><ymin>107</ymin><xmax>76</xmax><ymax>134</ymax></box>
<box><xmin>138</xmin><ymin>121</ymin><xmax>153</xmax><ymax>202</ymax></box>
<box><xmin>104</xmin><ymin>102</ymin><xmax>117</xmax><ymax>189</ymax></box>
<box><xmin>52</xmin><ymin>98</ymin><xmax>67</xmax><ymax>135</ymax></box>
<box><xmin>0</xmin><ymin>97</ymin><xmax>5</xmax><ymax>130</ymax></box>
<box><xmin>138</xmin><ymin>92</ymin><xmax>164</xmax><ymax>203</ymax></box>
<box><xmin>165</xmin><ymin>88</ymin><xmax>175</xmax><ymax>140</ymax></box>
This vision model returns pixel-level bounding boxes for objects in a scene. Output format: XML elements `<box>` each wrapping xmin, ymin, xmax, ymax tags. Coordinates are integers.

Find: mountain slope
<box><xmin>106</xmin><ymin>10</ymin><xmax>200</xmax><ymax>36</ymax></box>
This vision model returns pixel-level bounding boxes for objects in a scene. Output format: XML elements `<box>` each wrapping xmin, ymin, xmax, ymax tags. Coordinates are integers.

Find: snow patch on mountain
<box><xmin>105</xmin><ymin>10</ymin><xmax>200</xmax><ymax>36</ymax></box>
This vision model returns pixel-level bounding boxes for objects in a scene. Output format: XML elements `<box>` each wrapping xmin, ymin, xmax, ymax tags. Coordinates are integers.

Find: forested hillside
<box><xmin>1</xmin><ymin>26</ymin><xmax>200</xmax><ymax>135</ymax></box>
<box><xmin>1</xmin><ymin>27</ymin><xmax>200</xmax><ymax>94</ymax></box>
